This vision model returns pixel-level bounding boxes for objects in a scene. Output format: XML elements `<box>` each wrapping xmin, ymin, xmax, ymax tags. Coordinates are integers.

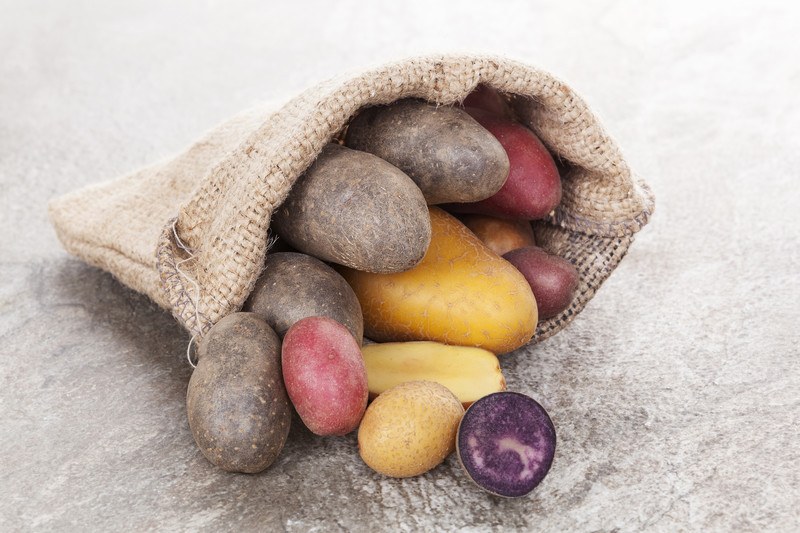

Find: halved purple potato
<box><xmin>457</xmin><ymin>392</ymin><xmax>556</xmax><ymax>497</ymax></box>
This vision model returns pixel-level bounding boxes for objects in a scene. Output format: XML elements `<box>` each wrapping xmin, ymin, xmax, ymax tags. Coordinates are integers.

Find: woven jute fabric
<box><xmin>49</xmin><ymin>55</ymin><xmax>655</xmax><ymax>342</ymax></box>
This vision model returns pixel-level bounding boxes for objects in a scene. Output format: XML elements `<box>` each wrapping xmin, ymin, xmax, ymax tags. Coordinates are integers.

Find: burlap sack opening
<box><xmin>49</xmin><ymin>55</ymin><xmax>654</xmax><ymax>342</ymax></box>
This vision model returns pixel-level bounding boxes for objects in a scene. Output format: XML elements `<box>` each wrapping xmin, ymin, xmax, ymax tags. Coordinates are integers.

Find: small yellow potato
<box><xmin>340</xmin><ymin>207</ymin><xmax>538</xmax><ymax>354</ymax></box>
<box><xmin>362</xmin><ymin>341</ymin><xmax>506</xmax><ymax>406</ymax></box>
<box><xmin>358</xmin><ymin>381</ymin><xmax>464</xmax><ymax>478</ymax></box>
<box><xmin>458</xmin><ymin>214</ymin><xmax>536</xmax><ymax>256</ymax></box>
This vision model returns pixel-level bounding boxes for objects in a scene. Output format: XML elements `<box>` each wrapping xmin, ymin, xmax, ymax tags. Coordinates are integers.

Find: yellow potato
<box><xmin>358</xmin><ymin>380</ymin><xmax>464</xmax><ymax>478</ymax></box>
<box><xmin>340</xmin><ymin>207</ymin><xmax>538</xmax><ymax>354</ymax></box>
<box><xmin>362</xmin><ymin>341</ymin><xmax>506</xmax><ymax>406</ymax></box>
<box><xmin>458</xmin><ymin>214</ymin><xmax>536</xmax><ymax>256</ymax></box>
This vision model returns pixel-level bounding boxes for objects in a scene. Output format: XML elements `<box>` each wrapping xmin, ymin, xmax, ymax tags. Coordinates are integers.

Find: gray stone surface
<box><xmin>1</xmin><ymin>0</ymin><xmax>798</xmax><ymax>531</ymax></box>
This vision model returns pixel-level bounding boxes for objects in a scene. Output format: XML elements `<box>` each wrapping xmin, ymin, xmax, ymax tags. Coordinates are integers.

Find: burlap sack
<box><xmin>49</xmin><ymin>55</ymin><xmax>654</xmax><ymax>343</ymax></box>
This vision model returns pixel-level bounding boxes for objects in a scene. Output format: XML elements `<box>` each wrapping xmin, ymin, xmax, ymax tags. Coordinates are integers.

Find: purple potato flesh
<box><xmin>457</xmin><ymin>392</ymin><xmax>556</xmax><ymax>497</ymax></box>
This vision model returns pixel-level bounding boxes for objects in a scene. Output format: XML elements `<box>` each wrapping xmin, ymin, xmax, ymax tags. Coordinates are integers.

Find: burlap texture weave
<box><xmin>49</xmin><ymin>55</ymin><xmax>654</xmax><ymax>341</ymax></box>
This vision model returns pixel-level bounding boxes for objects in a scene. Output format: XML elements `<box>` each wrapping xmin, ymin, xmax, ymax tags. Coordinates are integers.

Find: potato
<box><xmin>340</xmin><ymin>207</ymin><xmax>538</xmax><ymax>354</ymax></box>
<box><xmin>271</xmin><ymin>143</ymin><xmax>431</xmax><ymax>273</ymax></box>
<box><xmin>362</xmin><ymin>341</ymin><xmax>506</xmax><ymax>407</ymax></box>
<box><xmin>358</xmin><ymin>380</ymin><xmax>464</xmax><ymax>478</ymax></box>
<box><xmin>447</xmin><ymin>107</ymin><xmax>562</xmax><ymax>220</ymax></box>
<box><xmin>459</xmin><ymin>214</ymin><xmax>536</xmax><ymax>256</ymax></box>
<box><xmin>345</xmin><ymin>99</ymin><xmax>509</xmax><ymax>205</ymax></box>
<box><xmin>186</xmin><ymin>313</ymin><xmax>291</xmax><ymax>473</ymax></box>
<box><xmin>503</xmin><ymin>246</ymin><xmax>579</xmax><ymax>320</ymax></box>
<box><xmin>457</xmin><ymin>392</ymin><xmax>556</xmax><ymax>497</ymax></box>
<box><xmin>282</xmin><ymin>317</ymin><xmax>368</xmax><ymax>436</ymax></box>
<box><xmin>462</xmin><ymin>85</ymin><xmax>514</xmax><ymax>119</ymax></box>
<box><xmin>244</xmin><ymin>252</ymin><xmax>363</xmax><ymax>344</ymax></box>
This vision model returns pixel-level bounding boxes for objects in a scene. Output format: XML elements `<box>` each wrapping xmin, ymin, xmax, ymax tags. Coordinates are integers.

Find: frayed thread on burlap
<box><xmin>158</xmin><ymin>218</ymin><xmax>212</xmax><ymax>337</ymax></box>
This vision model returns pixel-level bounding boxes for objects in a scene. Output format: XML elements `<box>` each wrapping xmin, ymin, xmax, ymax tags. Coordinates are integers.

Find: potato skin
<box><xmin>186</xmin><ymin>313</ymin><xmax>291</xmax><ymax>473</ymax></box>
<box><xmin>459</xmin><ymin>214</ymin><xmax>536</xmax><ymax>256</ymax></box>
<box><xmin>345</xmin><ymin>99</ymin><xmax>509</xmax><ymax>205</ymax></box>
<box><xmin>358</xmin><ymin>380</ymin><xmax>464</xmax><ymax>478</ymax></box>
<box><xmin>448</xmin><ymin>107</ymin><xmax>562</xmax><ymax>220</ymax></box>
<box><xmin>245</xmin><ymin>252</ymin><xmax>363</xmax><ymax>344</ymax></box>
<box><xmin>340</xmin><ymin>207</ymin><xmax>538</xmax><ymax>355</ymax></box>
<box><xmin>271</xmin><ymin>143</ymin><xmax>430</xmax><ymax>273</ymax></box>
<box><xmin>282</xmin><ymin>317</ymin><xmax>368</xmax><ymax>436</ymax></box>
<box><xmin>503</xmin><ymin>246</ymin><xmax>579</xmax><ymax>320</ymax></box>
<box><xmin>461</xmin><ymin>85</ymin><xmax>514</xmax><ymax>119</ymax></box>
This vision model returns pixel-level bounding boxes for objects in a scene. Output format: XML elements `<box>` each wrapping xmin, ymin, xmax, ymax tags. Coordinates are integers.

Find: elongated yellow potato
<box><xmin>340</xmin><ymin>207</ymin><xmax>537</xmax><ymax>354</ymax></box>
<box><xmin>362</xmin><ymin>341</ymin><xmax>506</xmax><ymax>406</ymax></box>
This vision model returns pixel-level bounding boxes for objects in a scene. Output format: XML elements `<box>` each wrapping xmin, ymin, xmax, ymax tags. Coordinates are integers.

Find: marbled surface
<box><xmin>1</xmin><ymin>1</ymin><xmax>798</xmax><ymax>531</ymax></box>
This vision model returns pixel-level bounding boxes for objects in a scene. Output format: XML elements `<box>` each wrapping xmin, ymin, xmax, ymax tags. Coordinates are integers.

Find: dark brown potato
<box><xmin>271</xmin><ymin>144</ymin><xmax>431</xmax><ymax>273</ymax></box>
<box><xmin>186</xmin><ymin>313</ymin><xmax>291</xmax><ymax>473</ymax></box>
<box><xmin>244</xmin><ymin>252</ymin><xmax>364</xmax><ymax>344</ymax></box>
<box><xmin>345</xmin><ymin>99</ymin><xmax>510</xmax><ymax>205</ymax></box>
<box><xmin>447</xmin><ymin>107</ymin><xmax>562</xmax><ymax>220</ymax></box>
<box><xmin>502</xmin><ymin>246</ymin><xmax>579</xmax><ymax>320</ymax></box>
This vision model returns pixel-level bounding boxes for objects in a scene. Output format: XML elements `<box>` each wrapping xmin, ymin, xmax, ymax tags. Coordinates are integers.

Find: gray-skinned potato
<box><xmin>244</xmin><ymin>252</ymin><xmax>364</xmax><ymax>344</ymax></box>
<box><xmin>186</xmin><ymin>312</ymin><xmax>291</xmax><ymax>473</ymax></box>
<box><xmin>271</xmin><ymin>143</ymin><xmax>431</xmax><ymax>273</ymax></box>
<box><xmin>345</xmin><ymin>99</ymin><xmax>510</xmax><ymax>205</ymax></box>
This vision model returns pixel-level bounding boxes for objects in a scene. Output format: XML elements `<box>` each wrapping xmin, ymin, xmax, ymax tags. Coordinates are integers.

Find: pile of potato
<box><xmin>186</xmin><ymin>86</ymin><xmax>572</xmax><ymax>497</ymax></box>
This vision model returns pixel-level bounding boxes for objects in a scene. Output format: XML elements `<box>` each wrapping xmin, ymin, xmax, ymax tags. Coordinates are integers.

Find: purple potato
<box><xmin>457</xmin><ymin>392</ymin><xmax>556</xmax><ymax>497</ymax></box>
<box><xmin>502</xmin><ymin>246</ymin><xmax>579</xmax><ymax>320</ymax></box>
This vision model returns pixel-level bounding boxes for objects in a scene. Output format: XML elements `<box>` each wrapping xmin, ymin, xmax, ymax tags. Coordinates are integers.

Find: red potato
<box><xmin>447</xmin><ymin>108</ymin><xmax>562</xmax><ymax>220</ymax></box>
<box><xmin>459</xmin><ymin>214</ymin><xmax>536</xmax><ymax>256</ymax></box>
<box><xmin>282</xmin><ymin>317</ymin><xmax>368</xmax><ymax>436</ymax></box>
<box><xmin>503</xmin><ymin>246</ymin><xmax>579</xmax><ymax>320</ymax></box>
<box><xmin>462</xmin><ymin>85</ymin><xmax>514</xmax><ymax>119</ymax></box>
